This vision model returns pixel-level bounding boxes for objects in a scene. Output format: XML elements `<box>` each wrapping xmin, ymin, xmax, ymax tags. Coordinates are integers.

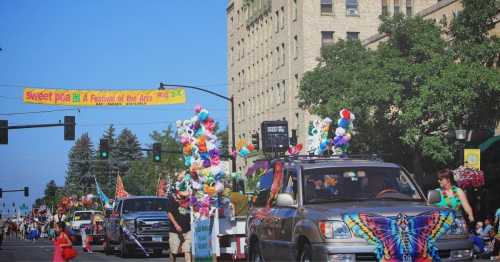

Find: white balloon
<box><xmin>335</xmin><ymin>127</ymin><xmax>346</xmax><ymax>136</ymax></box>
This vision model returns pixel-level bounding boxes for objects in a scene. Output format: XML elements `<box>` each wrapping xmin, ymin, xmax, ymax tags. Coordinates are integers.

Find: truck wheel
<box><xmin>250</xmin><ymin>240</ymin><xmax>264</xmax><ymax>262</ymax></box>
<box><xmin>120</xmin><ymin>237</ymin><xmax>131</xmax><ymax>258</ymax></box>
<box><xmin>153</xmin><ymin>249</ymin><xmax>163</xmax><ymax>257</ymax></box>
<box><xmin>104</xmin><ymin>236</ymin><xmax>112</xmax><ymax>255</ymax></box>
<box><xmin>299</xmin><ymin>243</ymin><xmax>312</xmax><ymax>262</ymax></box>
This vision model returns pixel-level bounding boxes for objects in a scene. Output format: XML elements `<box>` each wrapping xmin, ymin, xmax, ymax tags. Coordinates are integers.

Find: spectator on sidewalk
<box><xmin>0</xmin><ymin>214</ymin><xmax>5</xmax><ymax>250</ymax></box>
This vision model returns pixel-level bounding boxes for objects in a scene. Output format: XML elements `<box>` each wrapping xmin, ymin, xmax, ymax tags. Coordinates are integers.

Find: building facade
<box><xmin>227</xmin><ymin>0</ymin><xmax>439</xmax><ymax>170</ymax></box>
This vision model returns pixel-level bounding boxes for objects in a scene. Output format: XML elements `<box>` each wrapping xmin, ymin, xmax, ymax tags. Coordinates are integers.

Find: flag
<box><xmin>115</xmin><ymin>175</ymin><xmax>129</xmax><ymax>199</ymax></box>
<box><xmin>156</xmin><ymin>177</ymin><xmax>167</xmax><ymax>197</ymax></box>
<box><xmin>95</xmin><ymin>177</ymin><xmax>110</xmax><ymax>207</ymax></box>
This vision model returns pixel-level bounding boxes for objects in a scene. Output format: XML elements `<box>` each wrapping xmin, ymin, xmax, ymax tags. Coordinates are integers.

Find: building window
<box><xmin>275</xmin><ymin>10</ymin><xmax>280</xmax><ymax>33</ymax></box>
<box><xmin>346</xmin><ymin>31</ymin><xmax>359</xmax><ymax>41</ymax></box>
<box><xmin>294</xmin><ymin>74</ymin><xmax>299</xmax><ymax>96</ymax></box>
<box><xmin>281</xmin><ymin>6</ymin><xmax>286</xmax><ymax>30</ymax></box>
<box><xmin>276</xmin><ymin>83</ymin><xmax>280</xmax><ymax>105</ymax></box>
<box><xmin>293</xmin><ymin>35</ymin><xmax>299</xmax><ymax>59</ymax></box>
<box><xmin>281</xmin><ymin>43</ymin><xmax>286</xmax><ymax>66</ymax></box>
<box><xmin>282</xmin><ymin>80</ymin><xmax>286</xmax><ymax>104</ymax></box>
<box><xmin>382</xmin><ymin>0</ymin><xmax>388</xmax><ymax>16</ymax></box>
<box><xmin>321</xmin><ymin>0</ymin><xmax>333</xmax><ymax>15</ymax></box>
<box><xmin>394</xmin><ymin>0</ymin><xmax>400</xmax><ymax>14</ymax></box>
<box><xmin>276</xmin><ymin>46</ymin><xmax>280</xmax><ymax>69</ymax></box>
<box><xmin>321</xmin><ymin>31</ymin><xmax>334</xmax><ymax>47</ymax></box>
<box><xmin>241</xmin><ymin>38</ymin><xmax>245</xmax><ymax>58</ymax></box>
<box><xmin>292</xmin><ymin>0</ymin><xmax>298</xmax><ymax>21</ymax></box>
<box><xmin>406</xmin><ymin>0</ymin><xmax>412</xmax><ymax>16</ymax></box>
<box><xmin>346</xmin><ymin>0</ymin><xmax>359</xmax><ymax>16</ymax></box>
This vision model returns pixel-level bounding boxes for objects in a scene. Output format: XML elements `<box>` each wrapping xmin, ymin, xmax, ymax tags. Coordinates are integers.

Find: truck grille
<box><xmin>137</xmin><ymin>219</ymin><xmax>170</xmax><ymax>234</ymax></box>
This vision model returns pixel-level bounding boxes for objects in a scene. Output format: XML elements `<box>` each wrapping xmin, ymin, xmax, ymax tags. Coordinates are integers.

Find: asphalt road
<box><xmin>0</xmin><ymin>236</ymin><xmax>494</xmax><ymax>261</ymax></box>
<box><xmin>0</xmin><ymin>237</ymin><xmax>183</xmax><ymax>262</ymax></box>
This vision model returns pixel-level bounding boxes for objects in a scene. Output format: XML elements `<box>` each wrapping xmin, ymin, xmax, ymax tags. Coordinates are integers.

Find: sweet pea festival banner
<box><xmin>23</xmin><ymin>87</ymin><xmax>186</xmax><ymax>106</ymax></box>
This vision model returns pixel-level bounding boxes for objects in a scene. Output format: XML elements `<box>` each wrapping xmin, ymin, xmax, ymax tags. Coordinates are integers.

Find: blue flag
<box><xmin>95</xmin><ymin>177</ymin><xmax>110</xmax><ymax>208</ymax></box>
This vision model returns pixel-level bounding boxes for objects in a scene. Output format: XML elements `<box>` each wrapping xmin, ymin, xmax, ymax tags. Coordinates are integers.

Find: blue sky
<box><xmin>0</xmin><ymin>0</ymin><xmax>228</xmax><ymax>214</ymax></box>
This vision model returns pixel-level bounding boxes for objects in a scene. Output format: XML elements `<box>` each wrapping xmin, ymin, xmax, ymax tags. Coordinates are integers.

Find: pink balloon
<box><xmin>194</xmin><ymin>104</ymin><xmax>202</xmax><ymax>113</ymax></box>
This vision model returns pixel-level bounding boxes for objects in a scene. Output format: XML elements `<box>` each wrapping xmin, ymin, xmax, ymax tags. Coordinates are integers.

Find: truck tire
<box><xmin>153</xmin><ymin>249</ymin><xmax>163</xmax><ymax>257</ymax></box>
<box><xmin>104</xmin><ymin>236</ymin><xmax>112</xmax><ymax>255</ymax></box>
<box><xmin>120</xmin><ymin>237</ymin><xmax>131</xmax><ymax>258</ymax></box>
<box><xmin>299</xmin><ymin>243</ymin><xmax>312</xmax><ymax>262</ymax></box>
<box><xmin>249</xmin><ymin>240</ymin><xmax>264</xmax><ymax>262</ymax></box>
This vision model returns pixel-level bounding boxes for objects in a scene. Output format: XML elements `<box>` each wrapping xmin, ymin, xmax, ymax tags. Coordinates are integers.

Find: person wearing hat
<box><xmin>167</xmin><ymin>172</ymin><xmax>192</xmax><ymax>262</ymax></box>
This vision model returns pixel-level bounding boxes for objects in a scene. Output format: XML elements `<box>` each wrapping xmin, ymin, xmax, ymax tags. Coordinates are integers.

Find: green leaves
<box><xmin>299</xmin><ymin>9</ymin><xmax>500</xmax><ymax>175</ymax></box>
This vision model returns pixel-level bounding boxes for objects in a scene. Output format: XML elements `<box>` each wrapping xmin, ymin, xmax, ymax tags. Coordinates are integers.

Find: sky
<box><xmin>0</xmin><ymin>0</ymin><xmax>229</xmax><ymax>215</ymax></box>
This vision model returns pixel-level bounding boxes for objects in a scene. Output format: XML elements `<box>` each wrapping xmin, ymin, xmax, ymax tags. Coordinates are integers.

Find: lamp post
<box><xmin>159</xmin><ymin>83</ymin><xmax>237</xmax><ymax>173</ymax></box>
<box><xmin>455</xmin><ymin>126</ymin><xmax>467</xmax><ymax>166</ymax></box>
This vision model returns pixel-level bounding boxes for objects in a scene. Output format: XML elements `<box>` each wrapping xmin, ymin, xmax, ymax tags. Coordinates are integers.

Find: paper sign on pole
<box><xmin>464</xmin><ymin>148</ymin><xmax>480</xmax><ymax>169</ymax></box>
<box><xmin>23</xmin><ymin>87</ymin><xmax>186</xmax><ymax>106</ymax></box>
<box><xmin>192</xmin><ymin>218</ymin><xmax>212</xmax><ymax>262</ymax></box>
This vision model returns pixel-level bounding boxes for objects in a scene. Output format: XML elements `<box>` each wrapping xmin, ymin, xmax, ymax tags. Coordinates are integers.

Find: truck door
<box><xmin>109</xmin><ymin>200</ymin><xmax>122</xmax><ymax>242</ymax></box>
<box><xmin>271</xmin><ymin>167</ymin><xmax>298</xmax><ymax>259</ymax></box>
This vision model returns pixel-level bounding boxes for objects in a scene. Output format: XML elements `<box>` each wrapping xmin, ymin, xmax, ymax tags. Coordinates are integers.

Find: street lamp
<box><xmin>159</xmin><ymin>83</ymin><xmax>237</xmax><ymax>173</ymax></box>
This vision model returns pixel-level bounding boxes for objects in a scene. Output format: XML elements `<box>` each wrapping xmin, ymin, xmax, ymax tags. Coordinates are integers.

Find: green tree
<box><xmin>64</xmin><ymin>133</ymin><xmax>95</xmax><ymax>196</ymax></box>
<box><xmin>93</xmin><ymin>125</ymin><xmax>117</xmax><ymax>197</ymax></box>
<box><xmin>124</xmin><ymin>125</ymin><xmax>183</xmax><ymax>195</ymax></box>
<box><xmin>299</xmin><ymin>14</ymin><xmax>500</xmax><ymax>179</ymax></box>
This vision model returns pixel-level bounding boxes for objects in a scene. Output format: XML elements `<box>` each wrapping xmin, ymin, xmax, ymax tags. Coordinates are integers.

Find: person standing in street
<box><xmin>434</xmin><ymin>169</ymin><xmax>475</xmax><ymax>222</ymax></box>
<box><xmin>494</xmin><ymin>207</ymin><xmax>500</xmax><ymax>235</ymax></box>
<box><xmin>167</xmin><ymin>174</ymin><xmax>192</xmax><ymax>262</ymax></box>
<box><xmin>0</xmin><ymin>214</ymin><xmax>5</xmax><ymax>250</ymax></box>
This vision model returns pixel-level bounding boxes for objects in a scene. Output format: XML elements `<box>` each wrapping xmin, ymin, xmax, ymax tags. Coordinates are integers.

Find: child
<box><xmin>53</xmin><ymin>222</ymin><xmax>76</xmax><ymax>262</ymax></box>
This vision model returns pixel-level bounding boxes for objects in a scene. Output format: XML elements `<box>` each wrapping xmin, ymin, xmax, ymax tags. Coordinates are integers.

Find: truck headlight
<box><xmin>123</xmin><ymin>220</ymin><xmax>136</xmax><ymax>233</ymax></box>
<box><xmin>319</xmin><ymin>221</ymin><xmax>351</xmax><ymax>239</ymax></box>
<box><xmin>448</xmin><ymin>217</ymin><xmax>466</xmax><ymax>235</ymax></box>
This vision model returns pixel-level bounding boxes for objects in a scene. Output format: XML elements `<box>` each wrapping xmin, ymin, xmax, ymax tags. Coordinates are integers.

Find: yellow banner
<box><xmin>464</xmin><ymin>148</ymin><xmax>480</xmax><ymax>170</ymax></box>
<box><xmin>23</xmin><ymin>87</ymin><xmax>186</xmax><ymax>106</ymax></box>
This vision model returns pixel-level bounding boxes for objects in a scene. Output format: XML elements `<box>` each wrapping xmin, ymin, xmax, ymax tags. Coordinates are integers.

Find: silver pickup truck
<box><xmin>104</xmin><ymin>196</ymin><xmax>170</xmax><ymax>257</ymax></box>
<box><xmin>246</xmin><ymin>156</ymin><xmax>473</xmax><ymax>262</ymax></box>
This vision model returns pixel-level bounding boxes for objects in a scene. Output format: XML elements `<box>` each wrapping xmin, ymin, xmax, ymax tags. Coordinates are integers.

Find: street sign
<box><xmin>464</xmin><ymin>149</ymin><xmax>480</xmax><ymax>169</ymax></box>
<box><xmin>261</xmin><ymin>121</ymin><xmax>289</xmax><ymax>153</ymax></box>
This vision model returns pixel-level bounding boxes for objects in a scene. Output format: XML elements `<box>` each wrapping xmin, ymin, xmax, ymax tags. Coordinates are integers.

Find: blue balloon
<box><xmin>239</xmin><ymin>147</ymin><xmax>250</xmax><ymax>157</ymax></box>
<box><xmin>184</xmin><ymin>156</ymin><xmax>192</xmax><ymax>167</ymax></box>
<box><xmin>338</xmin><ymin>118</ymin><xmax>350</xmax><ymax>129</ymax></box>
<box><xmin>319</xmin><ymin>141</ymin><xmax>327</xmax><ymax>151</ymax></box>
<box><xmin>199</xmin><ymin>110</ymin><xmax>209</xmax><ymax>121</ymax></box>
<box><xmin>333</xmin><ymin>136</ymin><xmax>344</xmax><ymax>147</ymax></box>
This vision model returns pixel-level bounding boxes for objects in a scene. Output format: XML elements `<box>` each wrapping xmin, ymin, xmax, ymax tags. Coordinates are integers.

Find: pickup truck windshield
<box><xmin>303</xmin><ymin>167</ymin><xmax>422</xmax><ymax>204</ymax></box>
<box><xmin>74</xmin><ymin>212</ymin><xmax>92</xmax><ymax>221</ymax></box>
<box><xmin>122</xmin><ymin>198</ymin><xmax>168</xmax><ymax>213</ymax></box>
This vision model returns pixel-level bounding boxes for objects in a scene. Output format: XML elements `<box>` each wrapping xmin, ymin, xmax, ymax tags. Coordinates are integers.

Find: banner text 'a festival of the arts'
<box><xmin>23</xmin><ymin>88</ymin><xmax>186</xmax><ymax>106</ymax></box>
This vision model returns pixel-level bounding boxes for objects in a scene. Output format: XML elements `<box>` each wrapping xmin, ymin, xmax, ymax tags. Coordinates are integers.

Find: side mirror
<box><xmin>276</xmin><ymin>193</ymin><xmax>295</xmax><ymax>207</ymax></box>
<box><xmin>427</xmin><ymin>190</ymin><xmax>441</xmax><ymax>205</ymax></box>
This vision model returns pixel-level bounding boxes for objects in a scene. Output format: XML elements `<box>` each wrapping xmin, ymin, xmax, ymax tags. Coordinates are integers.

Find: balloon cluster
<box><xmin>81</xmin><ymin>194</ymin><xmax>95</xmax><ymax>208</ymax></box>
<box><xmin>176</xmin><ymin>105</ymin><xmax>227</xmax><ymax>218</ymax></box>
<box><xmin>307</xmin><ymin>117</ymin><xmax>333</xmax><ymax>155</ymax></box>
<box><xmin>332</xmin><ymin>109</ymin><xmax>355</xmax><ymax>154</ymax></box>
<box><xmin>230</xmin><ymin>139</ymin><xmax>255</xmax><ymax>158</ymax></box>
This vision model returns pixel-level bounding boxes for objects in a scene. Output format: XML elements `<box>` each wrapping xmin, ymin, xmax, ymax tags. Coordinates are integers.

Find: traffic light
<box><xmin>24</xmin><ymin>187</ymin><xmax>29</xmax><ymax>197</ymax></box>
<box><xmin>0</xmin><ymin>188</ymin><xmax>2</xmax><ymax>198</ymax></box>
<box><xmin>251</xmin><ymin>133</ymin><xmax>260</xmax><ymax>151</ymax></box>
<box><xmin>12</xmin><ymin>202</ymin><xmax>15</xmax><ymax>207</ymax></box>
<box><xmin>64</xmin><ymin>116</ymin><xmax>75</xmax><ymax>141</ymax></box>
<box><xmin>153</xmin><ymin>143</ymin><xmax>161</xmax><ymax>162</ymax></box>
<box><xmin>0</xmin><ymin>120</ymin><xmax>7</xmax><ymax>144</ymax></box>
<box><xmin>99</xmin><ymin>139</ymin><xmax>109</xmax><ymax>159</ymax></box>
<box><xmin>290</xmin><ymin>129</ymin><xmax>297</xmax><ymax>146</ymax></box>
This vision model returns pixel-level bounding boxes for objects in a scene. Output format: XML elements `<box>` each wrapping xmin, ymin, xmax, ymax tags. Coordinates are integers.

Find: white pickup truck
<box><xmin>70</xmin><ymin>210</ymin><xmax>104</xmax><ymax>244</ymax></box>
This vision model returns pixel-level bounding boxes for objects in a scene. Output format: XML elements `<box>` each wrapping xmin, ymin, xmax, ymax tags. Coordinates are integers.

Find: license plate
<box><xmin>152</xmin><ymin>236</ymin><xmax>162</xmax><ymax>242</ymax></box>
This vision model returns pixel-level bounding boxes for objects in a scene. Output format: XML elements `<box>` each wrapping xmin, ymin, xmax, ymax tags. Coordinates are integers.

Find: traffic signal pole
<box><xmin>0</xmin><ymin>116</ymin><xmax>76</xmax><ymax>144</ymax></box>
<box><xmin>159</xmin><ymin>83</ymin><xmax>237</xmax><ymax>173</ymax></box>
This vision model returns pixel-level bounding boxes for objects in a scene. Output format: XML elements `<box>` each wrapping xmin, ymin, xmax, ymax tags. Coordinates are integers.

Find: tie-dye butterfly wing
<box><xmin>343</xmin><ymin>213</ymin><xmax>401</xmax><ymax>261</ymax></box>
<box><xmin>408</xmin><ymin>210</ymin><xmax>456</xmax><ymax>262</ymax></box>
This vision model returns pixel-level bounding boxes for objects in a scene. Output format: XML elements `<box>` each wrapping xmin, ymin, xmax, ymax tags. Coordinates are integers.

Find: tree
<box><xmin>93</xmin><ymin>125</ymin><xmax>118</xmax><ymax>197</ymax></box>
<box><xmin>124</xmin><ymin>125</ymin><xmax>183</xmax><ymax>195</ymax></box>
<box><xmin>217</xmin><ymin>127</ymin><xmax>229</xmax><ymax>160</ymax></box>
<box><xmin>298</xmin><ymin>13</ymin><xmax>500</xmax><ymax>180</ymax></box>
<box><xmin>44</xmin><ymin>180</ymin><xmax>58</xmax><ymax>208</ymax></box>
<box><xmin>64</xmin><ymin>133</ymin><xmax>95</xmax><ymax>196</ymax></box>
<box><xmin>114</xmin><ymin>128</ymin><xmax>143</xmax><ymax>177</ymax></box>
<box><xmin>450</xmin><ymin>0</ymin><xmax>500</xmax><ymax>66</ymax></box>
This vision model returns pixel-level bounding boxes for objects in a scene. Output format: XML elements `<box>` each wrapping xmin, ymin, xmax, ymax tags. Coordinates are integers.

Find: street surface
<box><xmin>0</xmin><ymin>237</ymin><xmax>493</xmax><ymax>262</ymax></box>
<box><xmin>0</xmin><ymin>237</ymin><xmax>184</xmax><ymax>262</ymax></box>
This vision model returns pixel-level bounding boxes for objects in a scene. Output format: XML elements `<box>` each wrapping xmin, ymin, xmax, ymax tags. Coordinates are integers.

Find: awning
<box><xmin>479</xmin><ymin>135</ymin><xmax>500</xmax><ymax>152</ymax></box>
